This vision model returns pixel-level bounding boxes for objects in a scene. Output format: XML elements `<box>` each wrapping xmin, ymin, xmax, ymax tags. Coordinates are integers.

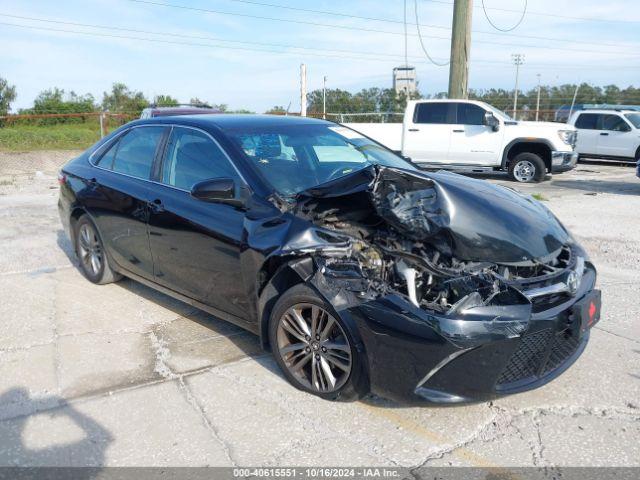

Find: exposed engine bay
<box><xmin>292</xmin><ymin>166</ymin><xmax>581</xmax><ymax>315</ymax></box>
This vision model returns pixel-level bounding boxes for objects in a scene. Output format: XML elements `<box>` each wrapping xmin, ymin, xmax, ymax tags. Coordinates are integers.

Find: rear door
<box><xmin>403</xmin><ymin>102</ymin><xmax>454</xmax><ymax>164</ymax></box>
<box><xmin>147</xmin><ymin>126</ymin><xmax>249</xmax><ymax>319</ymax></box>
<box><xmin>88</xmin><ymin>125</ymin><xmax>167</xmax><ymax>280</ymax></box>
<box><xmin>573</xmin><ymin>113</ymin><xmax>600</xmax><ymax>155</ymax></box>
<box><xmin>448</xmin><ymin>103</ymin><xmax>503</xmax><ymax>164</ymax></box>
<box><xmin>597</xmin><ymin>114</ymin><xmax>634</xmax><ymax>158</ymax></box>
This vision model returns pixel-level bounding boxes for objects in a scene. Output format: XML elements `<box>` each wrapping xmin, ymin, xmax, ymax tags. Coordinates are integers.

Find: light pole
<box><xmin>300</xmin><ymin>63</ymin><xmax>307</xmax><ymax>117</ymax></box>
<box><xmin>322</xmin><ymin>76</ymin><xmax>327</xmax><ymax>120</ymax></box>
<box><xmin>535</xmin><ymin>73</ymin><xmax>541</xmax><ymax>122</ymax></box>
<box><xmin>512</xmin><ymin>53</ymin><xmax>524</xmax><ymax>120</ymax></box>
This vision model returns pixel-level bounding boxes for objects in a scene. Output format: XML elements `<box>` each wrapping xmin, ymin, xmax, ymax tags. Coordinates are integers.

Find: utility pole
<box><xmin>535</xmin><ymin>73</ymin><xmax>541</xmax><ymax>122</ymax></box>
<box><xmin>300</xmin><ymin>63</ymin><xmax>307</xmax><ymax>117</ymax></box>
<box><xmin>448</xmin><ymin>0</ymin><xmax>473</xmax><ymax>99</ymax></box>
<box><xmin>511</xmin><ymin>53</ymin><xmax>524</xmax><ymax>120</ymax></box>
<box><xmin>322</xmin><ymin>76</ymin><xmax>327</xmax><ymax>120</ymax></box>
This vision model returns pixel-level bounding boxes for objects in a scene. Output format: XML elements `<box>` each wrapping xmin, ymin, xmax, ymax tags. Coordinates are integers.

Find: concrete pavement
<box><xmin>0</xmin><ymin>152</ymin><xmax>638</xmax><ymax>469</ymax></box>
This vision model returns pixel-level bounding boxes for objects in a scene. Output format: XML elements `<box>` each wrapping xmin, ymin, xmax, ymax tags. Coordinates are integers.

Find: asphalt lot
<box><xmin>0</xmin><ymin>151</ymin><xmax>638</xmax><ymax>470</ymax></box>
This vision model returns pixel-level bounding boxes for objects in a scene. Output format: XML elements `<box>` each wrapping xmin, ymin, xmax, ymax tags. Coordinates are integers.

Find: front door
<box><xmin>147</xmin><ymin>126</ymin><xmax>249</xmax><ymax>319</ymax></box>
<box><xmin>597</xmin><ymin>114</ymin><xmax>634</xmax><ymax>157</ymax></box>
<box><xmin>448</xmin><ymin>103</ymin><xmax>503</xmax><ymax>164</ymax></box>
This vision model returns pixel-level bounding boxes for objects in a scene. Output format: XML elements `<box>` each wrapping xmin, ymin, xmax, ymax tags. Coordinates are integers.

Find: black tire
<box><xmin>268</xmin><ymin>284</ymin><xmax>368</xmax><ymax>401</ymax></box>
<box><xmin>75</xmin><ymin>215</ymin><xmax>122</xmax><ymax>285</ymax></box>
<box><xmin>508</xmin><ymin>152</ymin><xmax>546</xmax><ymax>183</ymax></box>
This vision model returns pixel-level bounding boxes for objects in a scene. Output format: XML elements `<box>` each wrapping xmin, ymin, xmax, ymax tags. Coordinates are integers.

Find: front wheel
<box><xmin>268</xmin><ymin>284</ymin><xmax>368</xmax><ymax>401</ymax></box>
<box><xmin>508</xmin><ymin>152</ymin><xmax>546</xmax><ymax>183</ymax></box>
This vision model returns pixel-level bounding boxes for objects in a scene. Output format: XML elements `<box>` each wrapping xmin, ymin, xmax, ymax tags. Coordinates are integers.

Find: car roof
<box><xmin>132</xmin><ymin>114</ymin><xmax>334</xmax><ymax>130</ymax></box>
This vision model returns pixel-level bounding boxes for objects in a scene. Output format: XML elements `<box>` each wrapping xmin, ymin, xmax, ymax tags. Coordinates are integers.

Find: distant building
<box><xmin>393</xmin><ymin>66</ymin><xmax>417</xmax><ymax>95</ymax></box>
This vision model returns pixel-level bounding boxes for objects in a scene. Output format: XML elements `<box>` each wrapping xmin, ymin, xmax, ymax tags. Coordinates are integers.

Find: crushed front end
<box><xmin>281</xmin><ymin>166</ymin><xmax>601</xmax><ymax>403</ymax></box>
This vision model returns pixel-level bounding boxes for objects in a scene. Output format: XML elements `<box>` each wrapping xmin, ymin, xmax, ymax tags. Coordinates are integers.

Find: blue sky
<box><xmin>1</xmin><ymin>0</ymin><xmax>639</xmax><ymax>112</ymax></box>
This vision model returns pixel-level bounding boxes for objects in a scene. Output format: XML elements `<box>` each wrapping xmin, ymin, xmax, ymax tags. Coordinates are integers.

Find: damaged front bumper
<box><xmin>338</xmin><ymin>265</ymin><xmax>598</xmax><ymax>404</ymax></box>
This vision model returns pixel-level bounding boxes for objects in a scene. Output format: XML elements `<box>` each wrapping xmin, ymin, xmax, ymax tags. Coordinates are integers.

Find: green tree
<box><xmin>153</xmin><ymin>94</ymin><xmax>179</xmax><ymax>106</ymax></box>
<box><xmin>210</xmin><ymin>103</ymin><xmax>229</xmax><ymax>112</ymax></box>
<box><xmin>24</xmin><ymin>88</ymin><xmax>95</xmax><ymax>114</ymax></box>
<box><xmin>307</xmin><ymin>87</ymin><xmax>421</xmax><ymax>121</ymax></box>
<box><xmin>189</xmin><ymin>97</ymin><xmax>211</xmax><ymax>107</ymax></box>
<box><xmin>265</xmin><ymin>106</ymin><xmax>287</xmax><ymax>114</ymax></box>
<box><xmin>0</xmin><ymin>77</ymin><xmax>17</xmax><ymax>116</ymax></box>
<box><xmin>102</xmin><ymin>83</ymin><xmax>148</xmax><ymax>114</ymax></box>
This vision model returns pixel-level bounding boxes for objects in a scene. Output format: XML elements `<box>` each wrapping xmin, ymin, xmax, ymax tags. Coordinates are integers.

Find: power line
<box><xmin>6</xmin><ymin>12</ymin><xmax>640</xmax><ymax>60</ymax></box>
<box><xmin>126</xmin><ymin>0</ymin><xmax>640</xmax><ymax>51</ymax></box>
<box><xmin>422</xmin><ymin>0</ymin><xmax>640</xmax><ymax>25</ymax></box>
<box><xmin>481</xmin><ymin>0</ymin><xmax>527</xmax><ymax>32</ymax></box>
<box><xmin>227</xmin><ymin>0</ymin><xmax>639</xmax><ymax>27</ymax></box>
<box><xmin>414</xmin><ymin>0</ymin><xmax>449</xmax><ymax>66</ymax></box>
<box><xmin>1</xmin><ymin>20</ymin><xmax>638</xmax><ymax>70</ymax></box>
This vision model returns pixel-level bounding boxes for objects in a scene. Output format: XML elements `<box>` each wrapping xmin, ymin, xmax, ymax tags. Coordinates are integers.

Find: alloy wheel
<box><xmin>276</xmin><ymin>303</ymin><xmax>352</xmax><ymax>393</ymax></box>
<box><xmin>513</xmin><ymin>160</ymin><xmax>536</xmax><ymax>182</ymax></box>
<box><xmin>78</xmin><ymin>223</ymin><xmax>103</xmax><ymax>276</ymax></box>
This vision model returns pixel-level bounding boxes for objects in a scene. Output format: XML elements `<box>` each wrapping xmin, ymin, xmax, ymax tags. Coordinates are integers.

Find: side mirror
<box><xmin>484</xmin><ymin>112</ymin><xmax>500</xmax><ymax>131</ymax></box>
<box><xmin>191</xmin><ymin>178</ymin><xmax>238</xmax><ymax>204</ymax></box>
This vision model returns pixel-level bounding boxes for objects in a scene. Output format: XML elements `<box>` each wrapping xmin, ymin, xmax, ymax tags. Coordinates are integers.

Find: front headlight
<box><xmin>558</xmin><ymin>129</ymin><xmax>575</xmax><ymax>145</ymax></box>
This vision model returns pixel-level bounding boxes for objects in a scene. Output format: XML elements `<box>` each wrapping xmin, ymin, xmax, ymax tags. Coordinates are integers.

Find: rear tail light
<box><xmin>57</xmin><ymin>172</ymin><xmax>67</xmax><ymax>186</ymax></box>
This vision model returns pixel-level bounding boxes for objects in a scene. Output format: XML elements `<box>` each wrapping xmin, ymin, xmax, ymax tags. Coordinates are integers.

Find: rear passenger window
<box><xmin>161</xmin><ymin>127</ymin><xmax>239</xmax><ymax>190</ymax></box>
<box><xmin>574</xmin><ymin>114</ymin><xmax>599</xmax><ymax>130</ymax></box>
<box><xmin>96</xmin><ymin>127</ymin><xmax>165</xmax><ymax>180</ymax></box>
<box><xmin>413</xmin><ymin>103</ymin><xmax>455</xmax><ymax>124</ymax></box>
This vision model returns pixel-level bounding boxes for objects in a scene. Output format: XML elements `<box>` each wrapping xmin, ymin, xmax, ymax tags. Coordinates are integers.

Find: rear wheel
<box><xmin>509</xmin><ymin>152</ymin><xmax>546</xmax><ymax>183</ymax></box>
<box><xmin>75</xmin><ymin>215</ymin><xmax>121</xmax><ymax>284</ymax></box>
<box><xmin>269</xmin><ymin>284</ymin><xmax>367</xmax><ymax>401</ymax></box>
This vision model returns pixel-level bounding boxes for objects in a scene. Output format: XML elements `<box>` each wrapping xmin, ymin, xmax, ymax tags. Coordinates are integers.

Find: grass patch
<box><xmin>532</xmin><ymin>193</ymin><xmax>548</xmax><ymax>201</ymax></box>
<box><xmin>0</xmin><ymin>124</ymin><xmax>103</xmax><ymax>152</ymax></box>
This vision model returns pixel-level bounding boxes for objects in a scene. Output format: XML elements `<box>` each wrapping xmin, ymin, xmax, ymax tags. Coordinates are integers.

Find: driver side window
<box><xmin>161</xmin><ymin>127</ymin><xmax>240</xmax><ymax>190</ymax></box>
<box><xmin>602</xmin><ymin>115</ymin><xmax>631</xmax><ymax>132</ymax></box>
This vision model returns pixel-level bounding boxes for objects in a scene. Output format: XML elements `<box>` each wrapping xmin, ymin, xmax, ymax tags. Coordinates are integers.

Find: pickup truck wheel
<box><xmin>509</xmin><ymin>153</ymin><xmax>546</xmax><ymax>183</ymax></box>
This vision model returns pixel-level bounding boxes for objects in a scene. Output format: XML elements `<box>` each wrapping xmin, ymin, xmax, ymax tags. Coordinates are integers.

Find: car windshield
<box><xmin>226</xmin><ymin>123</ymin><xmax>415</xmax><ymax>196</ymax></box>
<box><xmin>625</xmin><ymin>113</ymin><xmax>640</xmax><ymax>129</ymax></box>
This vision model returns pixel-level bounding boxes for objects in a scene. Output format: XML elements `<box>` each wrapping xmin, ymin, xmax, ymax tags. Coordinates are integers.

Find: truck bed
<box><xmin>343</xmin><ymin>123</ymin><xmax>403</xmax><ymax>152</ymax></box>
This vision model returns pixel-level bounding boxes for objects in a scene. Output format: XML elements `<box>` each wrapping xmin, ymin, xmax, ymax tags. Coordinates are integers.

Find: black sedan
<box><xmin>58</xmin><ymin>115</ymin><xmax>601</xmax><ymax>403</ymax></box>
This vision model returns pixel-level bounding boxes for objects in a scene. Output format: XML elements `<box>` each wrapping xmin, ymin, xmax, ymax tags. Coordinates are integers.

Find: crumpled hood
<box><xmin>297</xmin><ymin>166</ymin><xmax>569</xmax><ymax>264</ymax></box>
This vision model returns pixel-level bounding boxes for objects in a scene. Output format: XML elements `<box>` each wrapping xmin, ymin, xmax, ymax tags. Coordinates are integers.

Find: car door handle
<box><xmin>408</xmin><ymin>128</ymin><xmax>420</xmax><ymax>132</ymax></box>
<box><xmin>600</xmin><ymin>132</ymin><xmax>609</xmax><ymax>136</ymax></box>
<box><xmin>148</xmin><ymin>199</ymin><xmax>164</xmax><ymax>213</ymax></box>
<box><xmin>453</xmin><ymin>129</ymin><xmax>465</xmax><ymax>133</ymax></box>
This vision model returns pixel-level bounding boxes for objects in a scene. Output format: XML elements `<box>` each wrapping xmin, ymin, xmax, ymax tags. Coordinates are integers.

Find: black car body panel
<box><xmin>58</xmin><ymin>115</ymin><xmax>600</xmax><ymax>403</ymax></box>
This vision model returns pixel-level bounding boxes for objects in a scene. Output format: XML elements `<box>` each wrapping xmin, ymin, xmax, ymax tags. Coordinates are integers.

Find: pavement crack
<box><xmin>177</xmin><ymin>376</ymin><xmax>238</xmax><ymax>467</ymax></box>
<box><xmin>594</xmin><ymin>326</ymin><xmax>640</xmax><ymax>344</ymax></box>
<box><xmin>148</xmin><ymin>330</ymin><xmax>238</xmax><ymax>466</ymax></box>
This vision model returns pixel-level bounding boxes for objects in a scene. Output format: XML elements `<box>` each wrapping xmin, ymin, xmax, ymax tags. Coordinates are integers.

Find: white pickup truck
<box><xmin>345</xmin><ymin>99</ymin><xmax>578</xmax><ymax>183</ymax></box>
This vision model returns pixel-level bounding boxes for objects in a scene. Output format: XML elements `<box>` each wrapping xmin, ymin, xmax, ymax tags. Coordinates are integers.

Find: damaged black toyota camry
<box><xmin>58</xmin><ymin>115</ymin><xmax>601</xmax><ymax>404</ymax></box>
